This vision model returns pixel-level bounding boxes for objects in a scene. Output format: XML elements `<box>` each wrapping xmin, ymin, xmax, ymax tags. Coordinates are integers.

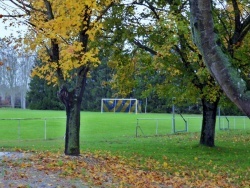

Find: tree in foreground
<box><xmin>103</xmin><ymin>0</ymin><xmax>250</xmax><ymax>146</ymax></box>
<box><xmin>190</xmin><ymin>0</ymin><xmax>250</xmax><ymax>117</ymax></box>
<box><xmin>3</xmin><ymin>0</ymin><xmax>115</xmax><ymax>155</ymax></box>
<box><xmin>104</xmin><ymin>1</ymin><xmax>223</xmax><ymax>147</ymax></box>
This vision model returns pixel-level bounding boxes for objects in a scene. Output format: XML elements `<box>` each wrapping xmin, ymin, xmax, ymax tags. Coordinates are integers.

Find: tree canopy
<box><xmin>1</xmin><ymin>0</ymin><xmax>117</xmax><ymax>155</ymax></box>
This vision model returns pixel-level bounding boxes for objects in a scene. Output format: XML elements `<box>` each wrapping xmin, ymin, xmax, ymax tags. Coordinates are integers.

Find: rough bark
<box><xmin>189</xmin><ymin>0</ymin><xmax>250</xmax><ymax>117</ymax></box>
<box><xmin>200</xmin><ymin>98</ymin><xmax>219</xmax><ymax>147</ymax></box>
<box><xmin>56</xmin><ymin>63</ymin><xmax>88</xmax><ymax>156</ymax></box>
<box><xmin>57</xmin><ymin>79</ymin><xmax>86</xmax><ymax>156</ymax></box>
<box><xmin>59</xmin><ymin>87</ymin><xmax>81</xmax><ymax>155</ymax></box>
<box><xmin>65</xmin><ymin>100</ymin><xmax>81</xmax><ymax>156</ymax></box>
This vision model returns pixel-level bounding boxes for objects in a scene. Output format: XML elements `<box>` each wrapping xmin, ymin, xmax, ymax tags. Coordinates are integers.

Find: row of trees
<box><xmin>0</xmin><ymin>40</ymin><xmax>34</xmax><ymax>108</ymax></box>
<box><xmin>27</xmin><ymin>58</ymin><xmax>242</xmax><ymax>115</ymax></box>
<box><xmin>0</xmin><ymin>0</ymin><xmax>249</xmax><ymax>155</ymax></box>
<box><xmin>101</xmin><ymin>0</ymin><xmax>250</xmax><ymax>147</ymax></box>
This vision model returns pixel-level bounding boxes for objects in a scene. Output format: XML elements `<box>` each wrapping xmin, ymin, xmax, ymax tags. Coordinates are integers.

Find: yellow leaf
<box><xmin>163</xmin><ymin>162</ymin><xmax>168</xmax><ymax>168</ymax></box>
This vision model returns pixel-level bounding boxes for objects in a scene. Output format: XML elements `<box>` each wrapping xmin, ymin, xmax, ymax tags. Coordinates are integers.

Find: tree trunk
<box><xmin>189</xmin><ymin>0</ymin><xmax>250</xmax><ymax>117</ymax></box>
<box><xmin>58</xmin><ymin>86</ymin><xmax>82</xmax><ymax>156</ymax></box>
<box><xmin>10</xmin><ymin>92</ymin><xmax>15</xmax><ymax>108</ymax></box>
<box><xmin>200</xmin><ymin>98</ymin><xmax>219</xmax><ymax>147</ymax></box>
<box><xmin>21</xmin><ymin>91</ymin><xmax>26</xmax><ymax>109</ymax></box>
<box><xmin>65</xmin><ymin>99</ymin><xmax>81</xmax><ymax>155</ymax></box>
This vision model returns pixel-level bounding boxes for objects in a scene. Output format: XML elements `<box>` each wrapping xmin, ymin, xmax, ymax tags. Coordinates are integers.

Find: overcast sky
<box><xmin>0</xmin><ymin>20</ymin><xmax>27</xmax><ymax>38</ymax></box>
<box><xmin>0</xmin><ymin>0</ymin><xmax>27</xmax><ymax>38</ymax></box>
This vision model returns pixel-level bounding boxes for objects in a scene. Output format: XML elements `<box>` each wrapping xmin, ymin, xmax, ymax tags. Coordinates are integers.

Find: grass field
<box><xmin>1</xmin><ymin>108</ymin><xmax>250</xmax><ymax>186</ymax></box>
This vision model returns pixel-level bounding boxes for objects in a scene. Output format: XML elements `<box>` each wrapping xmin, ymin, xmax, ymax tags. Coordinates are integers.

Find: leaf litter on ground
<box><xmin>0</xmin><ymin>149</ymin><xmax>249</xmax><ymax>187</ymax></box>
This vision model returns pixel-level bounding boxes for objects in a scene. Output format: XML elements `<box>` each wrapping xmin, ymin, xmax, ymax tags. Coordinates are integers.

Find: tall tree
<box><xmin>190</xmin><ymin>0</ymin><xmax>250</xmax><ymax>117</ymax></box>
<box><xmin>104</xmin><ymin>1</ymin><xmax>222</xmax><ymax>146</ymax></box>
<box><xmin>2</xmin><ymin>0</ymin><xmax>115</xmax><ymax>155</ymax></box>
<box><xmin>0</xmin><ymin>40</ymin><xmax>33</xmax><ymax>108</ymax></box>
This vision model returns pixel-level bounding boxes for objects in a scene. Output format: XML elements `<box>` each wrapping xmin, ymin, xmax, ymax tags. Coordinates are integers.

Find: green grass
<box><xmin>1</xmin><ymin>108</ymin><xmax>250</xmax><ymax>184</ymax></box>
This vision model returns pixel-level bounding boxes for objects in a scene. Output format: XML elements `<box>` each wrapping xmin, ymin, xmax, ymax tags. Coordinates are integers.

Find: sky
<box><xmin>0</xmin><ymin>20</ymin><xmax>27</xmax><ymax>38</ymax></box>
<box><xmin>0</xmin><ymin>0</ymin><xmax>27</xmax><ymax>38</ymax></box>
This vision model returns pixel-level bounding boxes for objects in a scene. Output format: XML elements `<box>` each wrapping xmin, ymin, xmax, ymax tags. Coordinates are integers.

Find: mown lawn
<box><xmin>0</xmin><ymin>108</ymin><xmax>250</xmax><ymax>186</ymax></box>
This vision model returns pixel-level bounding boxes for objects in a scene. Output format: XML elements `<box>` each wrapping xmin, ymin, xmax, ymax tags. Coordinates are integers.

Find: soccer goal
<box><xmin>101</xmin><ymin>98</ymin><xmax>141</xmax><ymax>114</ymax></box>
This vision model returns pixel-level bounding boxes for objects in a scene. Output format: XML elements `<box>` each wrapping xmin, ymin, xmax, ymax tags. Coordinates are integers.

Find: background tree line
<box><xmin>0</xmin><ymin>39</ymin><xmax>33</xmax><ymax>109</ymax></box>
<box><xmin>26</xmin><ymin>56</ymin><xmax>243</xmax><ymax>116</ymax></box>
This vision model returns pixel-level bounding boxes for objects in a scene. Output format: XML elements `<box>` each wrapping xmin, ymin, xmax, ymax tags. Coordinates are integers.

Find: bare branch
<box><xmin>231</xmin><ymin>0</ymin><xmax>241</xmax><ymax>32</ymax></box>
<box><xmin>0</xmin><ymin>14</ymin><xmax>25</xmax><ymax>18</ymax></box>
<box><xmin>132</xmin><ymin>39</ymin><xmax>157</xmax><ymax>55</ymax></box>
<box><xmin>95</xmin><ymin>2</ymin><xmax>115</xmax><ymax>22</ymax></box>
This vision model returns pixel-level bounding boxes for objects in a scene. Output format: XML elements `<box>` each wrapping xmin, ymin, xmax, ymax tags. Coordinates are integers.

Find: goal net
<box><xmin>101</xmin><ymin>98</ymin><xmax>141</xmax><ymax>114</ymax></box>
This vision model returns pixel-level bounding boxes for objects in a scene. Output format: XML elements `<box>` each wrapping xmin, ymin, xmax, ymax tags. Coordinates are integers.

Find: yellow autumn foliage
<box><xmin>24</xmin><ymin>0</ymin><xmax>117</xmax><ymax>84</ymax></box>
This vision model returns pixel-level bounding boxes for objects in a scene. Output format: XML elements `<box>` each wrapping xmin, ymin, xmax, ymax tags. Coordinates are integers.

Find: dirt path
<box><xmin>0</xmin><ymin>152</ymin><xmax>89</xmax><ymax>188</ymax></box>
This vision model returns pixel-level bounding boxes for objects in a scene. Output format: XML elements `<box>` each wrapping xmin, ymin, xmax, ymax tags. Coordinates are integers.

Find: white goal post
<box><xmin>101</xmin><ymin>98</ymin><xmax>141</xmax><ymax>114</ymax></box>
